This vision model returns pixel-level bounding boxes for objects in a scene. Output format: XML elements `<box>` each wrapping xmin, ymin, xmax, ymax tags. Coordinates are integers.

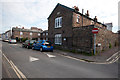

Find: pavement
<box><xmin>54</xmin><ymin>46</ymin><xmax>120</xmax><ymax>63</ymax></box>
<box><xmin>2</xmin><ymin>42</ymin><xmax>118</xmax><ymax>78</ymax></box>
<box><xmin>0</xmin><ymin>41</ymin><xmax>2</xmax><ymax>79</ymax></box>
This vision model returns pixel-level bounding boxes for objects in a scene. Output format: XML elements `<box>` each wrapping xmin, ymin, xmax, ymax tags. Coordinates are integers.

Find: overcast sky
<box><xmin>0</xmin><ymin>0</ymin><xmax>119</xmax><ymax>34</ymax></box>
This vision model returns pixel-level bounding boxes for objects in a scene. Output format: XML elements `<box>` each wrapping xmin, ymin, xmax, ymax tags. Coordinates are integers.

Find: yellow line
<box><xmin>2</xmin><ymin>61</ymin><xmax>12</xmax><ymax>78</ymax></box>
<box><xmin>10</xmin><ymin>60</ymin><xmax>27</xmax><ymax>79</ymax></box>
<box><xmin>2</xmin><ymin>53</ymin><xmax>27</xmax><ymax>80</ymax></box>
<box><xmin>2</xmin><ymin>53</ymin><xmax>22</xmax><ymax>79</ymax></box>
<box><xmin>9</xmin><ymin>61</ymin><xmax>22</xmax><ymax>80</ymax></box>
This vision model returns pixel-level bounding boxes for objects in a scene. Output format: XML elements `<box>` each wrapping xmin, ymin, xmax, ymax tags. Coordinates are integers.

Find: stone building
<box><xmin>12</xmin><ymin>27</ymin><xmax>43</xmax><ymax>41</ymax></box>
<box><xmin>48</xmin><ymin>3</ymin><xmax>118</xmax><ymax>53</ymax></box>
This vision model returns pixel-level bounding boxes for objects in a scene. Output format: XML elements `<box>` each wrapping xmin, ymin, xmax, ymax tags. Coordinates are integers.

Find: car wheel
<box><xmin>32</xmin><ymin>46</ymin><xmax>34</xmax><ymax>50</ymax></box>
<box><xmin>40</xmin><ymin>47</ymin><xmax>43</xmax><ymax>52</ymax></box>
<box><xmin>50</xmin><ymin>50</ymin><xmax>53</xmax><ymax>52</ymax></box>
<box><xmin>27</xmin><ymin>46</ymin><xmax>29</xmax><ymax>49</ymax></box>
<box><xmin>22</xmin><ymin>45</ymin><xmax>24</xmax><ymax>48</ymax></box>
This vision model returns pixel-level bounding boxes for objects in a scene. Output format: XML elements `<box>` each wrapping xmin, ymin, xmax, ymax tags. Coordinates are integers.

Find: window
<box><xmin>55</xmin><ymin>17</ymin><xmax>62</xmax><ymax>28</ymax></box>
<box><xmin>30</xmin><ymin>32</ymin><xmax>32</xmax><ymax>36</ymax></box>
<box><xmin>46</xmin><ymin>33</ymin><xmax>48</xmax><ymax>36</ymax></box>
<box><xmin>55</xmin><ymin>34</ymin><xmax>62</xmax><ymax>45</ymax></box>
<box><xmin>46</xmin><ymin>38</ymin><xmax>48</xmax><ymax>41</ymax></box>
<box><xmin>38</xmin><ymin>33</ymin><xmax>40</xmax><ymax>36</ymax></box>
<box><xmin>77</xmin><ymin>16</ymin><xmax>80</xmax><ymax>23</ymax></box>
<box><xmin>20</xmin><ymin>32</ymin><xmax>23</xmax><ymax>35</ymax></box>
<box><xmin>43</xmin><ymin>33</ymin><xmax>45</xmax><ymax>36</ymax></box>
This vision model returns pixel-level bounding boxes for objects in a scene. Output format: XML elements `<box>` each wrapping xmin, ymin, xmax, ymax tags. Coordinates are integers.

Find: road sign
<box><xmin>92</xmin><ymin>28</ymin><xmax>98</xmax><ymax>34</ymax></box>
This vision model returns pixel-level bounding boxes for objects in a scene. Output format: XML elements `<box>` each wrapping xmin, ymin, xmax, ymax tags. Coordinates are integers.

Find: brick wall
<box><xmin>72</xmin><ymin>12</ymin><xmax>106</xmax><ymax>29</ymax></box>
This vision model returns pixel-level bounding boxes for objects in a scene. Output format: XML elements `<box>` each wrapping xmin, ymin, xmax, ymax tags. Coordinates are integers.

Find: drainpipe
<box><xmin>82</xmin><ymin>9</ymin><xmax>84</xmax><ymax>26</ymax></box>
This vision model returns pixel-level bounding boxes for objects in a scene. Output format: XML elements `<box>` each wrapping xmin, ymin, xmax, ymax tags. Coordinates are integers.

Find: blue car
<box><xmin>32</xmin><ymin>40</ymin><xmax>53</xmax><ymax>52</ymax></box>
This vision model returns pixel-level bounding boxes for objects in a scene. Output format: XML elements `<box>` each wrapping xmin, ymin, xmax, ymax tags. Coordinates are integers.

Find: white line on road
<box><xmin>46</xmin><ymin>54</ymin><xmax>56</xmax><ymax>58</ymax></box>
<box><xmin>0</xmin><ymin>50</ymin><xmax>2</xmax><ymax>53</ymax></box>
<box><xmin>106</xmin><ymin>50</ymin><xmax>120</xmax><ymax>61</ymax></box>
<box><xmin>57</xmin><ymin>52</ymin><xmax>119</xmax><ymax>64</ymax></box>
<box><xmin>43</xmin><ymin>52</ymin><xmax>56</xmax><ymax>58</ymax></box>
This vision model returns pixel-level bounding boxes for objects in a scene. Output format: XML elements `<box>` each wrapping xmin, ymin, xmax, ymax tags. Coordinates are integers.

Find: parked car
<box><xmin>3</xmin><ymin>39</ymin><xmax>9</xmax><ymax>42</ymax></box>
<box><xmin>8</xmin><ymin>39</ymin><xmax>17</xmax><ymax>44</ymax></box>
<box><xmin>32</xmin><ymin>40</ymin><xmax>53</xmax><ymax>52</ymax></box>
<box><xmin>22</xmin><ymin>40</ymin><xmax>36</xmax><ymax>49</ymax></box>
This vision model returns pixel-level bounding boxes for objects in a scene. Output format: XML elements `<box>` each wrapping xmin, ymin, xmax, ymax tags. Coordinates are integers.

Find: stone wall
<box><xmin>96</xmin><ymin>27</ymin><xmax>118</xmax><ymax>52</ymax></box>
<box><xmin>72</xmin><ymin>25</ymin><xmax>94</xmax><ymax>52</ymax></box>
<box><xmin>72</xmin><ymin>25</ymin><xmax>118</xmax><ymax>53</ymax></box>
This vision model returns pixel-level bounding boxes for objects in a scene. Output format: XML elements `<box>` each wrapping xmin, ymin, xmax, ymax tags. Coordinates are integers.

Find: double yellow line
<box><xmin>2</xmin><ymin>53</ymin><xmax>27</xmax><ymax>80</ymax></box>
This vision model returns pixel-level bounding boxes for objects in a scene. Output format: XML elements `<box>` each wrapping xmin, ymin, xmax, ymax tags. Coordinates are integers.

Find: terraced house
<box><xmin>48</xmin><ymin>3</ymin><xmax>118</xmax><ymax>53</ymax></box>
<box><xmin>12</xmin><ymin>27</ymin><xmax>43</xmax><ymax>41</ymax></box>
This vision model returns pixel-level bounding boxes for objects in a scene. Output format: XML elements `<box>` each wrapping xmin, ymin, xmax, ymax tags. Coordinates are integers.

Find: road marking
<box><xmin>10</xmin><ymin>60</ymin><xmax>27</xmax><ymax>79</ymax></box>
<box><xmin>2</xmin><ymin>53</ymin><xmax>27</xmax><ymax>80</ymax></box>
<box><xmin>43</xmin><ymin>52</ymin><xmax>56</xmax><ymax>58</ymax></box>
<box><xmin>46</xmin><ymin>54</ymin><xmax>56</xmax><ymax>58</ymax></box>
<box><xmin>106</xmin><ymin>50</ymin><xmax>120</xmax><ymax>61</ymax></box>
<box><xmin>9</xmin><ymin>61</ymin><xmax>22</xmax><ymax>80</ymax></box>
<box><xmin>29</xmin><ymin>56</ymin><xmax>39</xmax><ymax>62</ymax></box>
<box><xmin>57</xmin><ymin>53</ymin><xmax>87</xmax><ymax>62</ymax></box>
<box><xmin>0</xmin><ymin>50</ymin><xmax>2</xmax><ymax>53</ymax></box>
<box><xmin>2</xmin><ymin>61</ymin><xmax>12</xmax><ymax>78</ymax></box>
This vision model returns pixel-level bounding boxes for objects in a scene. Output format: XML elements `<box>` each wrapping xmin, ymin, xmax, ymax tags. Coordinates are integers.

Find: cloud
<box><xmin>0</xmin><ymin>0</ymin><xmax>119</xmax><ymax>34</ymax></box>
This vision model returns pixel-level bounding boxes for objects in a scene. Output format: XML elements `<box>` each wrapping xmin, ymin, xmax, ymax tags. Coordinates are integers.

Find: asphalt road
<box><xmin>2</xmin><ymin>42</ymin><xmax>118</xmax><ymax>79</ymax></box>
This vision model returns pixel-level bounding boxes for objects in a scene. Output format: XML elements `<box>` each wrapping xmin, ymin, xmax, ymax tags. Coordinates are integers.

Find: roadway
<box><xmin>2</xmin><ymin>41</ymin><xmax>118</xmax><ymax>79</ymax></box>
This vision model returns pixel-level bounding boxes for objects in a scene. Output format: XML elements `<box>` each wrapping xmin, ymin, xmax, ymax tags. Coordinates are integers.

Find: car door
<box><xmin>35</xmin><ymin>41</ymin><xmax>41</xmax><ymax>49</ymax></box>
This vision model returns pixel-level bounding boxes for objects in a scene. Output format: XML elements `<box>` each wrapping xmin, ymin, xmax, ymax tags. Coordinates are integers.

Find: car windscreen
<box><xmin>30</xmin><ymin>40</ymin><xmax>36</xmax><ymax>43</ymax></box>
<box><xmin>44</xmin><ymin>41</ymin><xmax>52</xmax><ymax>46</ymax></box>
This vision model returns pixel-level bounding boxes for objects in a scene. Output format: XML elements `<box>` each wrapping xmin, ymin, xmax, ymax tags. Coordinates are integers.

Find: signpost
<box><xmin>92</xmin><ymin>28</ymin><xmax>98</xmax><ymax>55</ymax></box>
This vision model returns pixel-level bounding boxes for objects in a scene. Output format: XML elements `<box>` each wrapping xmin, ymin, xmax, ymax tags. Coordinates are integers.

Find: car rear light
<box><xmin>43</xmin><ymin>44</ymin><xmax>45</xmax><ymax>45</ymax></box>
<box><xmin>51</xmin><ymin>44</ymin><xmax>53</xmax><ymax>46</ymax></box>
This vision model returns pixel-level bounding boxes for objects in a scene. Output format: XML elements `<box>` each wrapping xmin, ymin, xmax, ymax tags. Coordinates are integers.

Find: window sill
<box><xmin>54</xmin><ymin>27</ymin><xmax>62</xmax><ymax>29</ymax></box>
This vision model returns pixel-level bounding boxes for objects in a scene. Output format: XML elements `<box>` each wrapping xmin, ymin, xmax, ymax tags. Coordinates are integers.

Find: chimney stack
<box><xmin>73</xmin><ymin>6</ymin><xmax>79</xmax><ymax>12</ymax></box>
<box><xmin>86</xmin><ymin>10</ymin><xmax>89</xmax><ymax>17</ymax></box>
<box><xmin>94</xmin><ymin>16</ymin><xmax>97</xmax><ymax>22</ymax></box>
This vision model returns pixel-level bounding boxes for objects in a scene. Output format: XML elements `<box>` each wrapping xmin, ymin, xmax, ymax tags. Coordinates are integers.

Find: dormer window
<box><xmin>55</xmin><ymin>17</ymin><xmax>62</xmax><ymax>28</ymax></box>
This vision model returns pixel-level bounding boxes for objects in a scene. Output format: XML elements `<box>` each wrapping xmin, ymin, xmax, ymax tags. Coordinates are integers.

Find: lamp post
<box><xmin>19</xmin><ymin>25</ymin><xmax>22</xmax><ymax>42</ymax></box>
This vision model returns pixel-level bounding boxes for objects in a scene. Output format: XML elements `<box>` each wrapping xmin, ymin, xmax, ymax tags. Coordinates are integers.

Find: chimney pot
<box><xmin>73</xmin><ymin>6</ymin><xmax>79</xmax><ymax>11</ymax></box>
